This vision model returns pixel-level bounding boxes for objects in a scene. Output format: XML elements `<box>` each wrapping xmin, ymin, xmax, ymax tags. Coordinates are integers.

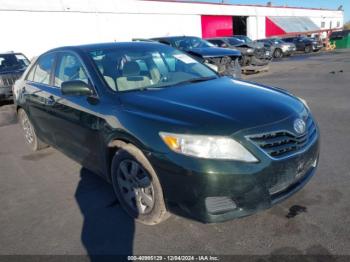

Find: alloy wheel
<box><xmin>274</xmin><ymin>49</ymin><xmax>282</xmax><ymax>58</ymax></box>
<box><xmin>21</xmin><ymin>113</ymin><xmax>34</xmax><ymax>145</ymax></box>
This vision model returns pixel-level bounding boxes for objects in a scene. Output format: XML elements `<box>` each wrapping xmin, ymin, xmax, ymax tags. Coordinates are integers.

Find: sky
<box><xmin>179</xmin><ymin>0</ymin><xmax>349</xmax><ymax>22</ymax></box>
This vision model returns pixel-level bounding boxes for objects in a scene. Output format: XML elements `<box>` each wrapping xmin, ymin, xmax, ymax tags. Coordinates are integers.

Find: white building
<box><xmin>0</xmin><ymin>0</ymin><xmax>344</xmax><ymax>58</ymax></box>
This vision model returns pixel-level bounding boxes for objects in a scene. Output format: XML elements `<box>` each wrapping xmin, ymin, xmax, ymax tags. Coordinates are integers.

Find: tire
<box><xmin>18</xmin><ymin>108</ymin><xmax>47</xmax><ymax>151</ymax></box>
<box><xmin>304</xmin><ymin>45</ymin><xmax>312</xmax><ymax>53</ymax></box>
<box><xmin>111</xmin><ymin>143</ymin><xmax>169</xmax><ymax>225</ymax></box>
<box><xmin>273</xmin><ymin>48</ymin><xmax>283</xmax><ymax>58</ymax></box>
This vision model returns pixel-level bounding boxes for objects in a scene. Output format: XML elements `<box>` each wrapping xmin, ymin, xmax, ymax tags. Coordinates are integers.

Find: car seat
<box><xmin>116</xmin><ymin>61</ymin><xmax>151</xmax><ymax>91</ymax></box>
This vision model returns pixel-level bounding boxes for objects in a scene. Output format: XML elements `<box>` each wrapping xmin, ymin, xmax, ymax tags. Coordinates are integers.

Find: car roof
<box><xmin>46</xmin><ymin>41</ymin><xmax>169</xmax><ymax>53</ymax></box>
<box><xmin>206</xmin><ymin>37</ymin><xmax>227</xmax><ymax>40</ymax></box>
<box><xmin>152</xmin><ymin>36</ymin><xmax>198</xmax><ymax>40</ymax></box>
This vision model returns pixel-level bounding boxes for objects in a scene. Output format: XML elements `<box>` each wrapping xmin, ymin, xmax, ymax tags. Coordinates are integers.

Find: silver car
<box><xmin>0</xmin><ymin>52</ymin><xmax>30</xmax><ymax>102</ymax></box>
<box><xmin>257</xmin><ymin>38</ymin><xmax>296</xmax><ymax>58</ymax></box>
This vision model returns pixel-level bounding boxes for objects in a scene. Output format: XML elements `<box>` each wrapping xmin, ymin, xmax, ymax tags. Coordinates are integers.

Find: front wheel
<box><xmin>111</xmin><ymin>143</ymin><xmax>169</xmax><ymax>225</ymax></box>
<box><xmin>273</xmin><ymin>48</ymin><xmax>283</xmax><ymax>58</ymax></box>
<box><xmin>18</xmin><ymin>108</ymin><xmax>47</xmax><ymax>151</ymax></box>
<box><xmin>304</xmin><ymin>45</ymin><xmax>312</xmax><ymax>53</ymax></box>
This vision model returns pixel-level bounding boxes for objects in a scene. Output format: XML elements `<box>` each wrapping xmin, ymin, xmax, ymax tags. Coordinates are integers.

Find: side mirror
<box><xmin>61</xmin><ymin>80</ymin><xmax>93</xmax><ymax>96</ymax></box>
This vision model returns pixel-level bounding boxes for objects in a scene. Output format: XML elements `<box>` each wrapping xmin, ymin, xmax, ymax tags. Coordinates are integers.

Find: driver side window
<box><xmin>54</xmin><ymin>53</ymin><xmax>89</xmax><ymax>88</ymax></box>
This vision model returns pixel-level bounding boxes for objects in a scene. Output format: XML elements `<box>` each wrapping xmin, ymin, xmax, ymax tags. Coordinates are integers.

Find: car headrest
<box><xmin>123</xmin><ymin>61</ymin><xmax>140</xmax><ymax>76</ymax></box>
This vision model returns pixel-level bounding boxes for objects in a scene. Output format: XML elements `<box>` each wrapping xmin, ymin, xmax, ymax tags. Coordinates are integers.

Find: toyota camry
<box><xmin>14</xmin><ymin>42</ymin><xmax>319</xmax><ymax>224</ymax></box>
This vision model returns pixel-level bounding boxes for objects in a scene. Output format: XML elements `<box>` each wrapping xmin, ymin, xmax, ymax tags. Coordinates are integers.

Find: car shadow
<box><xmin>75</xmin><ymin>168</ymin><xmax>135</xmax><ymax>260</ymax></box>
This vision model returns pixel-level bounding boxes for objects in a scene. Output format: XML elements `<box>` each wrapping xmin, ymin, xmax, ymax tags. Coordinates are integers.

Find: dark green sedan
<box><xmin>14</xmin><ymin>42</ymin><xmax>319</xmax><ymax>224</ymax></box>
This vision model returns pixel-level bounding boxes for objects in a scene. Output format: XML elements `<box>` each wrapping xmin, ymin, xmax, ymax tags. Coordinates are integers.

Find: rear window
<box><xmin>0</xmin><ymin>53</ymin><xmax>30</xmax><ymax>73</ymax></box>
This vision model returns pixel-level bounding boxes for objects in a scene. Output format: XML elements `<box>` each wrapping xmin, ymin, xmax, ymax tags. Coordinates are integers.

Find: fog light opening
<box><xmin>205</xmin><ymin>197</ymin><xmax>237</xmax><ymax>215</ymax></box>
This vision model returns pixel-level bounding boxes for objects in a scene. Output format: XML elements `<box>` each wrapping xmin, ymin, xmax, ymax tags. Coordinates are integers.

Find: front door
<box><xmin>49</xmin><ymin>52</ymin><xmax>105</xmax><ymax>175</ymax></box>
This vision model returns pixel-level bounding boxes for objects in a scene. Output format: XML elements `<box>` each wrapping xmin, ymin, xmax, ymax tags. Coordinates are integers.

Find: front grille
<box><xmin>0</xmin><ymin>74</ymin><xmax>20</xmax><ymax>88</ymax></box>
<box><xmin>248</xmin><ymin>117</ymin><xmax>317</xmax><ymax>158</ymax></box>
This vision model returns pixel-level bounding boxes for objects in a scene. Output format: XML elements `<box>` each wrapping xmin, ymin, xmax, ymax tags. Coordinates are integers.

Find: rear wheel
<box><xmin>18</xmin><ymin>108</ymin><xmax>47</xmax><ymax>151</ymax></box>
<box><xmin>111</xmin><ymin>143</ymin><xmax>169</xmax><ymax>225</ymax></box>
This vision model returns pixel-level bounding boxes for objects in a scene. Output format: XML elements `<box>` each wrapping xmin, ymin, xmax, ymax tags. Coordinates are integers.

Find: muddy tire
<box><xmin>111</xmin><ymin>143</ymin><xmax>169</xmax><ymax>225</ymax></box>
<box><xmin>18</xmin><ymin>108</ymin><xmax>47</xmax><ymax>151</ymax></box>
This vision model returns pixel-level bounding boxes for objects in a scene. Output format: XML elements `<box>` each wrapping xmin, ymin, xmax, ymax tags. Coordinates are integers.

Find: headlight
<box><xmin>297</xmin><ymin>96</ymin><xmax>310</xmax><ymax>111</ymax></box>
<box><xmin>246</xmin><ymin>48</ymin><xmax>254</xmax><ymax>53</ymax></box>
<box><xmin>281</xmin><ymin>45</ymin><xmax>289</xmax><ymax>51</ymax></box>
<box><xmin>159</xmin><ymin>132</ymin><xmax>258</xmax><ymax>162</ymax></box>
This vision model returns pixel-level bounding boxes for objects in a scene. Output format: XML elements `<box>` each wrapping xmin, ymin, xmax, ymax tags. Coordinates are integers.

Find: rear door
<box><xmin>294</xmin><ymin>38</ymin><xmax>305</xmax><ymax>51</ymax></box>
<box><xmin>23</xmin><ymin>52</ymin><xmax>57</xmax><ymax>144</ymax></box>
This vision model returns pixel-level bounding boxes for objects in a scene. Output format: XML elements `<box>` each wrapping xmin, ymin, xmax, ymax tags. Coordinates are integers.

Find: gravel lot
<box><xmin>0</xmin><ymin>50</ymin><xmax>350</xmax><ymax>258</ymax></box>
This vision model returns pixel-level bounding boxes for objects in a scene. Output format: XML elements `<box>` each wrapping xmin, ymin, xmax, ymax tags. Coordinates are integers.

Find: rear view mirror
<box><xmin>61</xmin><ymin>80</ymin><xmax>93</xmax><ymax>96</ymax></box>
<box><xmin>221</xmin><ymin>43</ymin><xmax>228</xmax><ymax>48</ymax></box>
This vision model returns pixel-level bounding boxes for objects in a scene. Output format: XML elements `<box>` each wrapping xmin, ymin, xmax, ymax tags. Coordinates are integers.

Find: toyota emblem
<box><xmin>294</xmin><ymin>118</ymin><xmax>306</xmax><ymax>134</ymax></box>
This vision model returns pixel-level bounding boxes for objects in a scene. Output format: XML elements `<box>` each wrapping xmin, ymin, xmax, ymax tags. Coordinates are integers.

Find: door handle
<box><xmin>47</xmin><ymin>95</ymin><xmax>56</xmax><ymax>105</ymax></box>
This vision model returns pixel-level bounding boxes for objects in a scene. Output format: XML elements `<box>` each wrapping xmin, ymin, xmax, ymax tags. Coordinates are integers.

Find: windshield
<box><xmin>0</xmin><ymin>53</ymin><xmax>29</xmax><ymax>72</ymax></box>
<box><xmin>89</xmin><ymin>44</ymin><xmax>217</xmax><ymax>92</ymax></box>
<box><xmin>271</xmin><ymin>39</ymin><xmax>284</xmax><ymax>44</ymax></box>
<box><xmin>171</xmin><ymin>37</ymin><xmax>215</xmax><ymax>50</ymax></box>
<box><xmin>234</xmin><ymin>36</ymin><xmax>253</xmax><ymax>44</ymax></box>
<box><xmin>227</xmin><ymin>38</ymin><xmax>243</xmax><ymax>46</ymax></box>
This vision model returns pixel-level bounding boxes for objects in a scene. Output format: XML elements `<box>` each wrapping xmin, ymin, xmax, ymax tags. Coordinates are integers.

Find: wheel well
<box><xmin>16</xmin><ymin>105</ymin><xmax>22</xmax><ymax>114</ymax></box>
<box><xmin>106</xmin><ymin>139</ymin><xmax>130</xmax><ymax>181</ymax></box>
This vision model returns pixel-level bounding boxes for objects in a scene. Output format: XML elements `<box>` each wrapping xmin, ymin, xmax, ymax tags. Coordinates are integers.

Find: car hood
<box><xmin>187</xmin><ymin>47</ymin><xmax>241</xmax><ymax>58</ymax></box>
<box><xmin>245</xmin><ymin>41</ymin><xmax>264</xmax><ymax>49</ymax></box>
<box><xmin>0</xmin><ymin>68</ymin><xmax>26</xmax><ymax>75</ymax></box>
<box><xmin>119</xmin><ymin>77</ymin><xmax>304</xmax><ymax>135</ymax></box>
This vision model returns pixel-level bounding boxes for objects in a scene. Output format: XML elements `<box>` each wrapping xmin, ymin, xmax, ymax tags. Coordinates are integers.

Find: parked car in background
<box><xmin>256</xmin><ymin>38</ymin><xmax>296</xmax><ymax>58</ymax></box>
<box><xmin>14</xmin><ymin>42</ymin><xmax>319</xmax><ymax>224</ymax></box>
<box><xmin>207</xmin><ymin>37</ymin><xmax>270</xmax><ymax>66</ymax></box>
<box><xmin>150</xmin><ymin>36</ymin><xmax>242</xmax><ymax>78</ymax></box>
<box><xmin>282</xmin><ymin>36</ymin><xmax>323</xmax><ymax>53</ymax></box>
<box><xmin>0</xmin><ymin>52</ymin><xmax>30</xmax><ymax>102</ymax></box>
<box><xmin>230</xmin><ymin>35</ymin><xmax>273</xmax><ymax>61</ymax></box>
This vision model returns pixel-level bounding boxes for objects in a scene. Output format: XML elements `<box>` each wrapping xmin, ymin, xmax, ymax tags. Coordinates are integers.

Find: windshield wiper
<box><xmin>173</xmin><ymin>76</ymin><xmax>218</xmax><ymax>86</ymax></box>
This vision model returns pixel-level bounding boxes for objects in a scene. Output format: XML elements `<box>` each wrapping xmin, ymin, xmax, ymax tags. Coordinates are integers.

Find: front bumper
<box><xmin>149</xmin><ymin>115</ymin><xmax>320</xmax><ymax>223</ymax></box>
<box><xmin>312</xmin><ymin>44</ymin><xmax>323</xmax><ymax>51</ymax></box>
<box><xmin>282</xmin><ymin>47</ymin><xmax>296</xmax><ymax>56</ymax></box>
